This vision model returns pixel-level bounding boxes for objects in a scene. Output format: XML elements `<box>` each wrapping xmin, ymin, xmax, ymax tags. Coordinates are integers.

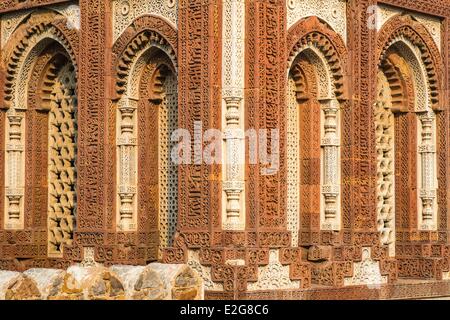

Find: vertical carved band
<box><xmin>222</xmin><ymin>0</ymin><xmax>246</xmax><ymax>230</ymax></box>
<box><xmin>116</xmin><ymin>96</ymin><xmax>138</xmax><ymax>231</ymax></box>
<box><xmin>320</xmin><ymin>98</ymin><xmax>340</xmax><ymax>230</ymax></box>
<box><xmin>418</xmin><ymin>111</ymin><xmax>437</xmax><ymax>230</ymax></box>
<box><xmin>4</xmin><ymin>108</ymin><xmax>25</xmax><ymax>229</ymax></box>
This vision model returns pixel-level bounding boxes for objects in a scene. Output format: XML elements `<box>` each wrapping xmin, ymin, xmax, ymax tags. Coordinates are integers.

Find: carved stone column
<box><xmin>4</xmin><ymin>109</ymin><xmax>25</xmax><ymax>229</ymax></box>
<box><xmin>116</xmin><ymin>97</ymin><xmax>138</xmax><ymax>231</ymax></box>
<box><xmin>221</xmin><ymin>0</ymin><xmax>246</xmax><ymax>230</ymax></box>
<box><xmin>223</xmin><ymin>97</ymin><xmax>245</xmax><ymax>229</ymax></box>
<box><xmin>418</xmin><ymin>111</ymin><xmax>437</xmax><ymax>230</ymax></box>
<box><xmin>320</xmin><ymin>98</ymin><xmax>340</xmax><ymax>230</ymax></box>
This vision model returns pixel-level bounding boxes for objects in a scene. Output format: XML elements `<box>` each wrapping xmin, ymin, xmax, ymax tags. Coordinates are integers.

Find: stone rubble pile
<box><xmin>0</xmin><ymin>263</ymin><xmax>203</xmax><ymax>300</ymax></box>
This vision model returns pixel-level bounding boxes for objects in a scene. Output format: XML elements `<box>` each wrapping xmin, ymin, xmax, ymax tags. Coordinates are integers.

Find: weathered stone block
<box><xmin>66</xmin><ymin>265</ymin><xmax>125</xmax><ymax>300</ymax></box>
<box><xmin>149</xmin><ymin>263</ymin><xmax>203</xmax><ymax>300</ymax></box>
<box><xmin>0</xmin><ymin>270</ymin><xmax>40</xmax><ymax>300</ymax></box>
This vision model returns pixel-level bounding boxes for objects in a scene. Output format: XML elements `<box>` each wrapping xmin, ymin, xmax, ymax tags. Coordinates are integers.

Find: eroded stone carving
<box><xmin>247</xmin><ymin>250</ymin><xmax>300</xmax><ymax>291</ymax></box>
<box><xmin>344</xmin><ymin>248</ymin><xmax>388</xmax><ymax>287</ymax></box>
<box><xmin>187</xmin><ymin>250</ymin><xmax>223</xmax><ymax>292</ymax></box>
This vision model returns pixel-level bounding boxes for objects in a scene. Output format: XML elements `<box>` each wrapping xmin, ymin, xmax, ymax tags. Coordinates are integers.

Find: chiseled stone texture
<box><xmin>0</xmin><ymin>270</ymin><xmax>41</xmax><ymax>300</ymax></box>
<box><xmin>149</xmin><ymin>263</ymin><xmax>203</xmax><ymax>300</ymax></box>
<box><xmin>0</xmin><ymin>264</ymin><xmax>202</xmax><ymax>300</ymax></box>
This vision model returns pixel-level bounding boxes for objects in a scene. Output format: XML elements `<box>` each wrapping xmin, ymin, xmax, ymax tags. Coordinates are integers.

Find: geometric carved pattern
<box><xmin>286</xmin><ymin>76</ymin><xmax>300</xmax><ymax>247</ymax></box>
<box><xmin>114</xmin><ymin>24</ymin><xmax>177</xmax><ymax>232</ymax></box>
<box><xmin>287</xmin><ymin>17</ymin><xmax>347</xmax><ymax>101</ymax></box>
<box><xmin>0</xmin><ymin>3</ymin><xmax>80</xmax><ymax>49</ymax></box>
<box><xmin>287</xmin><ymin>0</ymin><xmax>347</xmax><ymax>43</ymax></box>
<box><xmin>157</xmin><ymin>71</ymin><xmax>178</xmax><ymax>249</ymax></box>
<box><xmin>247</xmin><ymin>250</ymin><xmax>300</xmax><ymax>291</ymax></box>
<box><xmin>375</xmin><ymin>71</ymin><xmax>396</xmax><ymax>257</ymax></box>
<box><xmin>111</xmin><ymin>0</ymin><xmax>178</xmax><ymax>42</ymax></box>
<box><xmin>2</xmin><ymin>11</ymin><xmax>79</xmax><ymax>235</ymax></box>
<box><xmin>3</xmin><ymin>12</ymin><xmax>78</xmax><ymax>109</ymax></box>
<box><xmin>0</xmin><ymin>0</ymin><xmax>449</xmax><ymax>301</ymax></box>
<box><xmin>47</xmin><ymin>62</ymin><xmax>77</xmax><ymax>257</ymax></box>
<box><xmin>344</xmin><ymin>248</ymin><xmax>388</xmax><ymax>287</ymax></box>
<box><xmin>379</xmin><ymin>28</ymin><xmax>439</xmax><ymax>232</ymax></box>
<box><xmin>377</xmin><ymin>15</ymin><xmax>443</xmax><ymax>111</ymax></box>
<box><xmin>376</xmin><ymin>5</ymin><xmax>442</xmax><ymax>52</ymax></box>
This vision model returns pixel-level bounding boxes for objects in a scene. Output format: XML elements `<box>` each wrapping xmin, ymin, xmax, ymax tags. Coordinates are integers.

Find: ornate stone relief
<box><xmin>375</xmin><ymin>71</ymin><xmax>395</xmax><ymax>257</ymax></box>
<box><xmin>116</xmin><ymin>96</ymin><xmax>138</xmax><ymax>231</ymax></box>
<box><xmin>3</xmin><ymin>14</ymin><xmax>77</xmax><ymax>230</ymax></box>
<box><xmin>112</xmin><ymin>0</ymin><xmax>178</xmax><ymax>43</ymax></box>
<box><xmin>286</xmin><ymin>77</ymin><xmax>299</xmax><ymax>247</ymax></box>
<box><xmin>1</xmin><ymin>10</ymin><xmax>31</xmax><ymax>49</ymax></box>
<box><xmin>287</xmin><ymin>0</ymin><xmax>347</xmax><ymax>44</ymax></box>
<box><xmin>376</xmin><ymin>5</ymin><xmax>442</xmax><ymax>51</ymax></box>
<box><xmin>4</xmin><ymin>108</ymin><xmax>25</xmax><ymax>229</ymax></box>
<box><xmin>47</xmin><ymin>62</ymin><xmax>77</xmax><ymax>257</ymax></box>
<box><xmin>417</xmin><ymin>111</ymin><xmax>438</xmax><ymax>231</ymax></box>
<box><xmin>320</xmin><ymin>98</ymin><xmax>341</xmax><ymax>231</ymax></box>
<box><xmin>115</xmin><ymin>31</ymin><xmax>177</xmax><ymax>232</ymax></box>
<box><xmin>288</xmin><ymin>45</ymin><xmax>342</xmax><ymax>232</ymax></box>
<box><xmin>380</xmin><ymin>38</ymin><xmax>438</xmax><ymax>231</ymax></box>
<box><xmin>247</xmin><ymin>250</ymin><xmax>300</xmax><ymax>291</ymax></box>
<box><xmin>187</xmin><ymin>250</ymin><xmax>223</xmax><ymax>291</ymax></box>
<box><xmin>344</xmin><ymin>248</ymin><xmax>388</xmax><ymax>287</ymax></box>
<box><xmin>158</xmin><ymin>73</ymin><xmax>178</xmax><ymax>249</ymax></box>
<box><xmin>0</xmin><ymin>3</ymin><xmax>80</xmax><ymax>49</ymax></box>
<box><xmin>221</xmin><ymin>0</ymin><xmax>246</xmax><ymax>231</ymax></box>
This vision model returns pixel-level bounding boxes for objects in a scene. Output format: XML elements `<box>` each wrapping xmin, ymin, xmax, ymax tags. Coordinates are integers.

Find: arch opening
<box><xmin>376</xmin><ymin>37</ymin><xmax>439</xmax><ymax>257</ymax></box>
<box><xmin>115</xmin><ymin>37</ymin><xmax>178</xmax><ymax>260</ymax></box>
<box><xmin>287</xmin><ymin>45</ymin><xmax>342</xmax><ymax>247</ymax></box>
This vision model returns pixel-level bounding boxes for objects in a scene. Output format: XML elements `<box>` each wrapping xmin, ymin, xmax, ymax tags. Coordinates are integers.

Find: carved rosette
<box><xmin>320</xmin><ymin>98</ymin><xmax>341</xmax><ymax>230</ymax></box>
<box><xmin>221</xmin><ymin>0</ymin><xmax>246</xmax><ymax>231</ymax></box>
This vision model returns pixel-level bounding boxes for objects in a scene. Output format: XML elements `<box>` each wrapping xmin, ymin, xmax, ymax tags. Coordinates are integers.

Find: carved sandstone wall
<box><xmin>0</xmin><ymin>0</ymin><xmax>449</xmax><ymax>301</ymax></box>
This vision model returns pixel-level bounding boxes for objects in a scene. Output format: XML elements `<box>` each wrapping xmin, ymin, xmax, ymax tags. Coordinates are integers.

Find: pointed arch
<box><xmin>111</xmin><ymin>15</ymin><xmax>178</xmax><ymax>261</ymax></box>
<box><xmin>286</xmin><ymin>16</ymin><xmax>348</xmax><ymax>247</ymax></box>
<box><xmin>0</xmin><ymin>11</ymin><xmax>79</xmax><ymax>259</ymax></box>
<box><xmin>376</xmin><ymin>14</ymin><xmax>444</xmax><ymax>258</ymax></box>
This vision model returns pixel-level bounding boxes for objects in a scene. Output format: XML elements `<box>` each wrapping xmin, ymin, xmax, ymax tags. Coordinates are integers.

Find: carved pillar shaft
<box><xmin>5</xmin><ymin>109</ymin><xmax>25</xmax><ymax>229</ymax></box>
<box><xmin>320</xmin><ymin>99</ymin><xmax>340</xmax><ymax>230</ymax></box>
<box><xmin>117</xmin><ymin>98</ymin><xmax>137</xmax><ymax>231</ymax></box>
<box><xmin>418</xmin><ymin>112</ymin><xmax>437</xmax><ymax>230</ymax></box>
<box><xmin>223</xmin><ymin>97</ymin><xmax>245</xmax><ymax>229</ymax></box>
<box><xmin>222</xmin><ymin>0</ymin><xmax>246</xmax><ymax>230</ymax></box>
